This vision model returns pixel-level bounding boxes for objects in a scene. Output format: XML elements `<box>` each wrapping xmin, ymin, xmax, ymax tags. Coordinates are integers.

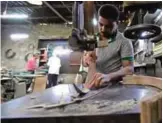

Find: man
<box><xmin>47</xmin><ymin>50</ymin><xmax>61</xmax><ymax>88</ymax></box>
<box><xmin>25</xmin><ymin>52</ymin><xmax>40</xmax><ymax>92</ymax></box>
<box><xmin>26</xmin><ymin>53</ymin><xmax>40</xmax><ymax>74</ymax></box>
<box><xmin>82</xmin><ymin>4</ymin><xmax>134</xmax><ymax>89</ymax></box>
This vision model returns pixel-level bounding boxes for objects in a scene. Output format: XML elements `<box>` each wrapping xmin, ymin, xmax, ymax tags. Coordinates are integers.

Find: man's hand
<box><xmin>85</xmin><ymin>73</ymin><xmax>111</xmax><ymax>89</ymax></box>
<box><xmin>82</xmin><ymin>51</ymin><xmax>96</xmax><ymax>67</ymax></box>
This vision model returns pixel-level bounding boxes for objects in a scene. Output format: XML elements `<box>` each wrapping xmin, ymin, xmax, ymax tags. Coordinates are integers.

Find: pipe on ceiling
<box><xmin>43</xmin><ymin>1</ymin><xmax>69</xmax><ymax>23</ymax></box>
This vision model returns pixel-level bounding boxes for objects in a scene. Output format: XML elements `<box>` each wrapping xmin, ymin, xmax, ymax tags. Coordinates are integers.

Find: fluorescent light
<box><xmin>92</xmin><ymin>18</ymin><xmax>97</xmax><ymax>26</ymax></box>
<box><xmin>10</xmin><ymin>34</ymin><xmax>29</xmax><ymax>40</ymax></box>
<box><xmin>68</xmin><ymin>22</ymin><xmax>73</xmax><ymax>25</ymax></box>
<box><xmin>28</xmin><ymin>1</ymin><xmax>42</xmax><ymax>5</ymax></box>
<box><xmin>0</xmin><ymin>14</ymin><xmax>28</xmax><ymax>19</ymax></box>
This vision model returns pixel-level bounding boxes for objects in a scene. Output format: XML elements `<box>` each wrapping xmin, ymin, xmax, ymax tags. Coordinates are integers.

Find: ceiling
<box><xmin>1</xmin><ymin>1</ymin><xmax>161</xmax><ymax>25</ymax></box>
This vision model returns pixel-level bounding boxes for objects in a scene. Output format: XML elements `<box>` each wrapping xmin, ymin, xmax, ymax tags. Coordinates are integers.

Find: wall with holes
<box><xmin>1</xmin><ymin>24</ymin><xmax>72</xmax><ymax>71</ymax></box>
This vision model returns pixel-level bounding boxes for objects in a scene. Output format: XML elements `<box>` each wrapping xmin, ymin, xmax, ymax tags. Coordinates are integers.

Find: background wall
<box><xmin>1</xmin><ymin>24</ymin><xmax>72</xmax><ymax>71</ymax></box>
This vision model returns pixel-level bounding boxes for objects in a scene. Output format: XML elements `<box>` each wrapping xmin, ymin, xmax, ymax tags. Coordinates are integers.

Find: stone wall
<box><xmin>1</xmin><ymin>24</ymin><xmax>72</xmax><ymax>70</ymax></box>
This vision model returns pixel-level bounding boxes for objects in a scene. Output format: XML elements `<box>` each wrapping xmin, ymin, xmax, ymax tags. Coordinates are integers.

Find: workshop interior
<box><xmin>1</xmin><ymin>1</ymin><xmax>162</xmax><ymax>123</ymax></box>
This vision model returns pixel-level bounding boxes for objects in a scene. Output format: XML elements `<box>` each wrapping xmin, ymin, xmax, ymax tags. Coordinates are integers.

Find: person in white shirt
<box><xmin>47</xmin><ymin>50</ymin><xmax>61</xmax><ymax>88</ymax></box>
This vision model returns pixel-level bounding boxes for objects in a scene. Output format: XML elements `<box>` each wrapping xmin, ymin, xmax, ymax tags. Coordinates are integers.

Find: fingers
<box><xmin>85</xmin><ymin>73</ymin><xmax>112</xmax><ymax>89</ymax></box>
<box><xmin>95</xmin><ymin>75</ymin><xmax>102</xmax><ymax>88</ymax></box>
<box><xmin>84</xmin><ymin>73</ymin><xmax>96</xmax><ymax>88</ymax></box>
<box><xmin>86</xmin><ymin>73</ymin><xmax>102</xmax><ymax>89</ymax></box>
<box><xmin>86</xmin><ymin>73</ymin><xmax>96</xmax><ymax>88</ymax></box>
<box><xmin>99</xmin><ymin>79</ymin><xmax>107</xmax><ymax>87</ymax></box>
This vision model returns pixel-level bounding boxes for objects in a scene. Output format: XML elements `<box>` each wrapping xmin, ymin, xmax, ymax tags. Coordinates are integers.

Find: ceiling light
<box><xmin>28</xmin><ymin>1</ymin><xmax>42</xmax><ymax>5</ymax></box>
<box><xmin>92</xmin><ymin>18</ymin><xmax>97</xmax><ymax>26</ymax></box>
<box><xmin>68</xmin><ymin>22</ymin><xmax>73</xmax><ymax>25</ymax></box>
<box><xmin>10</xmin><ymin>34</ymin><xmax>29</xmax><ymax>40</ymax></box>
<box><xmin>0</xmin><ymin>14</ymin><xmax>28</xmax><ymax>19</ymax></box>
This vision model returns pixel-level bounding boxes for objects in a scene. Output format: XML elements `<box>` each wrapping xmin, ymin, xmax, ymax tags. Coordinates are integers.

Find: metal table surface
<box><xmin>1</xmin><ymin>84</ymin><xmax>161</xmax><ymax>123</ymax></box>
<box><xmin>14</xmin><ymin>74</ymin><xmax>44</xmax><ymax>78</ymax></box>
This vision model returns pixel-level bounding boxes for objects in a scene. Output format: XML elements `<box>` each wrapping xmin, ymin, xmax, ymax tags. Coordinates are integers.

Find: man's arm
<box><xmin>108</xmin><ymin>60</ymin><xmax>134</xmax><ymax>81</ymax></box>
<box><xmin>85</xmin><ymin>37</ymin><xmax>134</xmax><ymax>88</ymax></box>
<box><xmin>82</xmin><ymin>50</ymin><xmax>96</xmax><ymax>67</ymax></box>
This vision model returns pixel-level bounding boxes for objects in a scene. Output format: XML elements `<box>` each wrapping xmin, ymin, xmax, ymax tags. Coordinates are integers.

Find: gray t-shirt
<box><xmin>96</xmin><ymin>31</ymin><xmax>134</xmax><ymax>74</ymax></box>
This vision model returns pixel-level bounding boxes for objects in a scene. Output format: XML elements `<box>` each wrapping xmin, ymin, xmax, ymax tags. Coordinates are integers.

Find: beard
<box><xmin>100</xmin><ymin>31</ymin><xmax>113</xmax><ymax>39</ymax></box>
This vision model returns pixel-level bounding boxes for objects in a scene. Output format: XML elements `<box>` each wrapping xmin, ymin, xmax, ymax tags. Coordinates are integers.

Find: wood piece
<box><xmin>140</xmin><ymin>99</ymin><xmax>148</xmax><ymax>123</ymax></box>
<box><xmin>140</xmin><ymin>93</ymin><xmax>162</xmax><ymax>123</ymax></box>
<box><xmin>33</xmin><ymin>76</ymin><xmax>47</xmax><ymax>93</ymax></box>
<box><xmin>85</xmin><ymin>62</ymin><xmax>96</xmax><ymax>84</ymax></box>
<box><xmin>123</xmin><ymin>75</ymin><xmax>162</xmax><ymax>89</ymax></box>
<box><xmin>157</xmin><ymin>93</ymin><xmax>162</xmax><ymax>121</ymax></box>
<box><xmin>123</xmin><ymin>75</ymin><xmax>162</xmax><ymax>123</ymax></box>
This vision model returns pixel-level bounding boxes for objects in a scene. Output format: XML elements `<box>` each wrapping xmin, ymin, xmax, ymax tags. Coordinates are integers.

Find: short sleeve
<box><xmin>47</xmin><ymin>58</ymin><xmax>51</xmax><ymax>66</ymax></box>
<box><xmin>120</xmin><ymin>38</ymin><xmax>134</xmax><ymax>61</ymax></box>
<box><xmin>58</xmin><ymin>59</ymin><xmax>61</xmax><ymax>67</ymax></box>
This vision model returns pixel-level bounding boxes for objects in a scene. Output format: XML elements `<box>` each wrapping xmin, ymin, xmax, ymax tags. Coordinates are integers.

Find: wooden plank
<box><xmin>123</xmin><ymin>75</ymin><xmax>162</xmax><ymax>89</ymax></box>
<box><xmin>140</xmin><ymin>100</ymin><xmax>148</xmax><ymax>123</ymax></box>
<box><xmin>158</xmin><ymin>94</ymin><xmax>162</xmax><ymax>121</ymax></box>
<box><xmin>85</xmin><ymin>62</ymin><xmax>96</xmax><ymax>84</ymax></box>
<box><xmin>140</xmin><ymin>93</ymin><xmax>162</xmax><ymax>123</ymax></box>
<box><xmin>33</xmin><ymin>76</ymin><xmax>47</xmax><ymax>93</ymax></box>
<box><xmin>123</xmin><ymin>75</ymin><xmax>162</xmax><ymax>123</ymax></box>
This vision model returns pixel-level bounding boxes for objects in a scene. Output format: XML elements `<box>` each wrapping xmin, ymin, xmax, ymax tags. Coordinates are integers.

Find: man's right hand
<box><xmin>82</xmin><ymin>51</ymin><xmax>96</xmax><ymax>67</ymax></box>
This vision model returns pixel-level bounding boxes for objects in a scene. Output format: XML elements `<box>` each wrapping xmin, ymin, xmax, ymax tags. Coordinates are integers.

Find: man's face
<box><xmin>98</xmin><ymin>16</ymin><xmax>117</xmax><ymax>39</ymax></box>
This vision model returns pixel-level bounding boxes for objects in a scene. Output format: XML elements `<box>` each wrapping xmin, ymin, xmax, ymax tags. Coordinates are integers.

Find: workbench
<box><xmin>14</xmin><ymin>74</ymin><xmax>44</xmax><ymax>78</ymax></box>
<box><xmin>1</xmin><ymin>83</ymin><xmax>161</xmax><ymax>123</ymax></box>
<box><xmin>1</xmin><ymin>77</ymin><xmax>14</xmax><ymax>102</ymax></box>
<box><xmin>14</xmin><ymin>74</ymin><xmax>45</xmax><ymax>92</ymax></box>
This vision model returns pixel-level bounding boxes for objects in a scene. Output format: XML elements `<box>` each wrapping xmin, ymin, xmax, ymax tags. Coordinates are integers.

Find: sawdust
<box><xmin>63</xmin><ymin>99</ymin><xmax>137</xmax><ymax>115</ymax></box>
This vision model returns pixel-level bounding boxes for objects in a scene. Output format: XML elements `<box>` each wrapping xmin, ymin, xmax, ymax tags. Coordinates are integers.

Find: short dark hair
<box><xmin>98</xmin><ymin>4</ymin><xmax>120</xmax><ymax>21</ymax></box>
<box><xmin>33</xmin><ymin>53</ymin><xmax>40</xmax><ymax>57</ymax></box>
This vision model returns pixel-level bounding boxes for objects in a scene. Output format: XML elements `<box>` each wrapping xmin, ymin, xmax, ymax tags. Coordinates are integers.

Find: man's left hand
<box><xmin>85</xmin><ymin>73</ymin><xmax>111</xmax><ymax>89</ymax></box>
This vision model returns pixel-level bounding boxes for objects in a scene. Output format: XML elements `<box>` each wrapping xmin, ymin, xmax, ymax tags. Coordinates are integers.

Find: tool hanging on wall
<box><xmin>5</xmin><ymin>49</ymin><xmax>16</xmax><ymax>59</ymax></box>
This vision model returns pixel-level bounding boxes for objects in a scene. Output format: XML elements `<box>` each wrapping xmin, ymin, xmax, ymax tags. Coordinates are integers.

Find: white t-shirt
<box><xmin>47</xmin><ymin>56</ymin><xmax>61</xmax><ymax>74</ymax></box>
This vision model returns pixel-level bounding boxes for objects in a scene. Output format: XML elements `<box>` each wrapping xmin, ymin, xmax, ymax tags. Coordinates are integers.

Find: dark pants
<box><xmin>47</xmin><ymin>74</ymin><xmax>58</xmax><ymax>88</ymax></box>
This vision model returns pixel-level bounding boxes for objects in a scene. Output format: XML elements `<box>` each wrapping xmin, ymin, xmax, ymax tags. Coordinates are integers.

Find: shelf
<box><xmin>134</xmin><ymin>63</ymin><xmax>147</xmax><ymax>68</ymax></box>
<box><xmin>153</xmin><ymin>53</ymin><xmax>162</xmax><ymax>58</ymax></box>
